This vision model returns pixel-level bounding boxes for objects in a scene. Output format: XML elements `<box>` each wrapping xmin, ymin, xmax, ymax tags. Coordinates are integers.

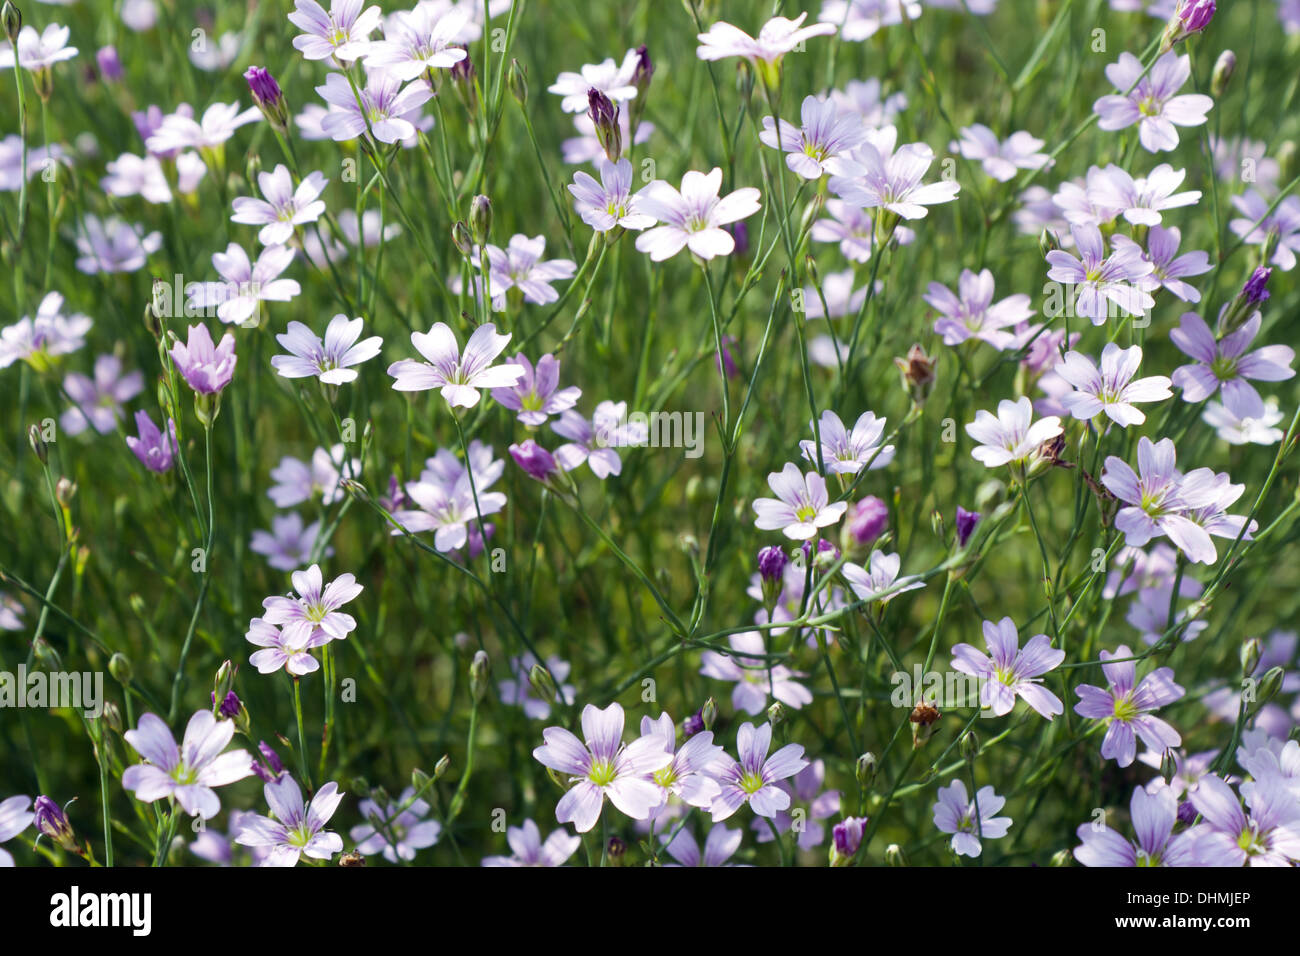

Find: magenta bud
<box><xmin>509</xmin><ymin>439</ymin><xmax>558</xmax><ymax>482</ymax></box>
<box><xmin>848</xmin><ymin>496</ymin><xmax>889</xmax><ymax>546</ymax></box>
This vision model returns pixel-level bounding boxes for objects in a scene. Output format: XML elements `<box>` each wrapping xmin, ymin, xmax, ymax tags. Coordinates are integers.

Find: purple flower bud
<box><xmin>1243</xmin><ymin>266</ymin><xmax>1272</xmax><ymax>306</ymax></box>
<box><xmin>96</xmin><ymin>46</ymin><xmax>123</xmax><ymax>83</ymax></box>
<box><xmin>757</xmin><ymin>545</ymin><xmax>788</xmax><ymax>583</ymax></box>
<box><xmin>682</xmin><ymin>709</ymin><xmax>705</xmax><ymax>737</ymax></box>
<box><xmin>217</xmin><ymin>690</ymin><xmax>241</xmax><ymax>719</ymax></box>
<box><xmin>727</xmin><ymin>221</ymin><xmax>750</xmax><ymax>258</ymax></box>
<box><xmin>832</xmin><ymin>815</ymin><xmax>867</xmax><ymax>857</ymax></box>
<box><xmin>34</xmin><ymin>796</ymin><xmax>77</xmax><ymax>849</ymax></box>
<box><xmin>632</xmin><ymin>45</ymin><xmax>653</xmax><ymax>95</ymax></box>
<box><xmin>848</xmin><ymin>496</ymin><xmax>889</xmax><ymax>546</ymax></box>
<box><xmin>587</xmin><ymin>88</ymin><xmax>622</xmax><ymax>162</ymax></box>
<box><xmin>1178</xmin><ymin>0</ymin><xmax>1215</xmax><ymax>33</ymax></box>
<box><xmin>956</xmin><ymin>506</ymin><xmax>982</xmax><ymax>547</ymax></box>
<box><xmin>258</xmin><ymin>740</ymin><xmax>284</xmax><ymax>776</ymax></box>
<box><xmin>126</xmin><ymin>410</ymin><xmax>178</xmax><ymax>474</ymax></box>
<box><xmin>244</xmin><ymin>66</ymin><xmax>282</xmax><ymax>111</ymax></box>
<box><xmin>1177</xmin><ymin>799</ymin><xmax>1198</xmax><ymax>826</ymax></box>
<box><xmin>715</xmin><ymin>335</ymin><xmax>737</xmax><ymax>379</ymax></box>
<box><xmin>509</xmin><ymin>439</ymin><xmax>559</xmax><ymax>482</ymax></box>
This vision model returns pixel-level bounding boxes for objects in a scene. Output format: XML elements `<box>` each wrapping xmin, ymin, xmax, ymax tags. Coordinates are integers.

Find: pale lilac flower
<box><xmin>1054</xmin><ymin>170</ymin><xmax>1128</xmax><ymax>228</ymax></box>
<box><xmin>1182</xmin><ymin>470</ymin><xmax>1257</xmax><ymax>551</ymax></box>
<box><xmin>121</xmin><ymin>711</ymin><xmax>254</xmax><ymax>819</ymax></box>
<box><xmin>492</xmin><ymin>353</ymin><xmax>581</xmax><ymax>426</ymax></box>
<box><xmin>965</xmin><ymin>396</ymin><xmax>1062</xmax><ymax>468</ymax></box>
<box><xmin>315</xmin><ymin>71</ymin><xmax>432</xmax><ymax>144</ymax></box>
<box><xmin>662</xmin><ymin>823</ymin><xmax>743</xmax><ymax>867</ymax></box>
<box><xmin>751</xmin><ymin>760</ymin><xmax>840</xmax><ymax>850</ymax></box>
<box><xmin>387</xmin><ymin>322</ymin><xmax>523</xmax><ymax>408</ymax></box>
<box><xmin>798</xmin><ymin>409</ymin><xmax>895</xmax><ymax>474</ymax></box>
<box><xmin>60</xmin><ymin>354</ymin><xmax>144</xmax><ymax>436</ymax></box>
<box><xmin>235</xmin><ymin>777</ymin><xmax>345</xmax><ymax>867</ymax></box>
<box><xmin>0</xmin><ymin>594</ymin><xmax>23</xmax><ymax>632</ymax></box>
<box><xmin>1170</xmin><ymin>312</ymin><xmax>1295</xmax><ymax>405</ymax></box>
<box><xmin>752</xmin><ymin>462</ymin><xmax>847</xmax><ymax>540</ymax></box>
<box><xmin>189</xmin><ymin>810</ymin><xmax>269</xmax><ymax>866</ymax></box>
<box><xmin>187</xmin><ymin>243</ymin><xmax>301</xmax><ymax>326</ymax></box>
<box><xmin>1125</xmin><ymin>584</ymin><xmax>1207</xmax><ymax>646</ymax></box>
<box><xmin>245</xmin><ymin>618</ymin><xmax>318</xmax><ymax>676</ymax></box>
<box><xmin>250</xmin><ymin>513</ymin><xmax>331</xmax><ymax>572</ymax></box>
<box><xmin>301</xmin><ymin>208</ymin><xmax>401</xmax><ymax>267</ymax></box>
<box><xmin>1104</xmin><ymin>543</ymin><xmax>1201</xmax><ymax>599</ymax></box>
<box><xmin>1073</xmin><ymin>644</ymin><xmax>1184</xmax><ymax>767</ymax></box>
<box><xmin>509</xmin><ymin>439</ymin><xmax>559</xmax><ymax>482</ymax></box>
<box><xmin>710</xmin><ymin>721</ymin><xmax>809</xmax><ymax>822</ymax></box>
<box><xmin>1237</xmin><ymin>726</ymin><xmax>1300</xmax><ymax>786</ymax></box>
<box><xmin>1102</xmin><ymin>437</ymin><xmax>1222</xmax><ymax>564</ymax></box>
<box><xmin>829</xmin><ymin>126</ymin><xmax>960</xmax><ymax>219</ymax></box>
<box><xmin>811</xmin><ymin>200</ymin><xmax>883</xmax><ymax>262</ymax></box>
<box><xmin>532</xmin><ymin>702</ymin><xmax>671</xmax><ymax>833</ymax></box>
<box><xmin>1202</xmin><ymin>390</ymin><xmax>1286</xmax><ymax>445</ymax></box>
<box><xmin>101</xmin><ymin>153</ymin><xmax>172</xmax><ymax>204</ymax></box>
<box><xmin>1087</xmin><ymin>164</ymin><xmax>1201</xmax><ymax>226</ymax></box>
<box><xmin>551</xmin><ymin>400</ymin><xmax>647</xmax><ymax>479</ymax></box>
<box><xmin>0</xmin><ymin>796</ymin><xmax>33</xmax><ymax>868</ymax></box>
<box><xmin>819</xmin><ymin>0</ymin><xmax>921</xmax><ymax>41</ymax></box>
<box><xmin>350</xmin><ymin>787</ymin><xmax>442</xmax><ymax>862</ymax></box>
<box><xmin>231</xmin><ymin>166</ymin><xmax>329</xmax><ymax>246</ymax></box>
<box><xmin>74</xmin><ymin>215</ymin><xmax>162</xmax><ymax>275</ymax></box>
<box><xmin>1055</xmin><ymin>343</ymin><xmax>1172</xmax><ymax>427</ymax></box>
<box><xmin>1013</xmin><ymin>185</ymin><xmax>1070</xmax><ymax>237</ymax></box>
<box><xmin>269</xmin><ymin>445</ymin><xmax>356</xmax><ymax>508</ymax></box>
<box><xmin>747</xmin><ymin>560</ymin><xmax>847</xmax><ymax>639</ymax></box>
<box><xmin>1229</xmin><ymin>190</ymin><xmax>1300</xmax><ymax>271</ymax></box>
<box><xmin>640</xmin><ymin>713</ymin><xmax>724</xmax><ymax>812</ymax></box>
<box><xmin>1093</xmin><ymin>51</ymin><xmax>1213</xmax><ymax>152</ymax></box>
<box><xmin>271</xmin><ymin>314</ymin><xmax>382</xmax><ymax>385</ymax></box>
<box><xmin>474</xmin><ymin>234</ymin><xmax>577</xmax><ymax>308</ymax></box>
<box><xmin>1045</xmin><ymin>222</ymin><xmax>1154</xmax><ymax>322</ymax></box>
<box><xmin>927</xmin><ymin>268</ymin><xmax>1035</xmax><ymax>349</ymax></box>
<box><xmin>842</xmin><ymin>549</ymin><xmax>924</xmax><ymax>603</ymax></box>
<box><xmin>635</xmin><ymin>168</ymin><xmax>761</xmax><ymax>261</ymax></box>
<box><xmin>0</xmin><ymin>292</ymin><xmax>91</xmax><ymax>371</ymax></box>
<box><xmin>1113</xmin><ymin>224</ymin><xmax>1210</xmax><ymax>302</ymax></box>
<box><xmin>189</xmin><ymin>32</ymin><xmax>242</xmax><ymax>72</ymax></box>
<box><xmin>1073</xmin><ymin>785</ymin><xmax>1196</xmax><ymax>867</ymax></box>
<box><xmin>548</xmin><ymin>48</ymin><xmax>640</xmax><ymax>112</ymax></box>
<box><xmin>393</xmin><ymin>465</ymin><xmax>506</xmax><ymax>552</ymax></box>
<box><xmin>261</xmin><ymin>563</ymin><xmax>363</xmax><ymax>647</ymax></box>
<box><xmin>1209</xmin><ymin>136</ymin><xmax>1279</xmax><ymax>193</ymax></box>
<box><xmin>0</xmin><ymin>136</ymin><xmax>68</xmax><ymax>192</ymax></box>
<box><xmin>953</xmin><ymin>124</ymin><xmax>1049</xmax><ymax>182</ymax></box>
<box><xmin>951</xmin><ymin>617</ymin><xmax>1065</xmax><ymax>718</ymax></box>
<box><xmin>170</xmin><ymin>324</ymin><xmax>237</xmax><ymax>395</ymax></box>
<box><xmin>0</xmin><ymin>24</ymin><xmax>78</xmax><ymax>72</ymax></box>
<box><xmin>364</xmin><ymin>5</ymin><xmax>468</xmax><ymax>80</ymax></box>
<box><xmin>289</xmin><ymin>0</ymin><xmax>381</xmax><ymax>61</ymax></box>
<box><xmin>826</xmin><ymin>78</ymin><xmax>907</xmax><ymax>127</ymax></box>
<box><xmin>482</xmin><ymin>819</ymin><xmax>580</xmax><ymax>867</ymax></box>
<box><xmin>700</xmin><ymin>632</ymin><xmax>812</xmax><ymax>716</ymax></box>
<box><xmin>802</xmin><ymin>269</ymin><xmax>873</xmax><ymax>319</ymax></box>
<box><xmin>568</xmin><ymin>157</ymin><xmax>656</xmax><ymax>233</ymax></box>
<box><xmin>126</xmin><ymin>410</ymin><xmax>178</xmax><ymax>473</ymax></box>
<box><xmin>760</xmin><ymin>95</ymin><xmax>868</xmax><ymax>179</ymax></box>
<box><xmin>498</xmin><ymin>653</ymin><xmax>575</xmax><ymax>720</ymax></box>
<box><xmin>145</xmin><ymin>102</ymin><xmax>260</xmax><ymax>153</ymax></box>
<box><xmin>1187</xmin><ymin>774</ymin><xmax>1300</xmax><ymax>866</ymax></box>
<box><xmin>695</xmin><ymin>13</ymin><xmax>836</xmax><ymax>68</ymax></box>
<box><xmin>933</xmin><ymin>780</ymin><xmax>1012</xmax><ymax>857</ymax></box>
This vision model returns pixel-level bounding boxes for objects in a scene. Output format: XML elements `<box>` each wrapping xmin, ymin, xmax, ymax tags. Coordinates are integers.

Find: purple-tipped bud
<box><xmin>682</xmin><ymin>709</ymin><xmax>705</xmax><ymax>737</ymax></box>
<box><xmin>805</xmin><ymin>537</ymin><xmax>840</xmax><ymax>572</ymax></box>
<box><xmin>632</xmin><ymin>45</ymin><xmax>653</xmax><ymax>96</ymax></box>
<box><xmin>256</xmin><ymin>740</ymin><xmax>285</xmax><ymax>782</ymax></box>
<box><xmin>450</xmin><ymin>48</ymin><xmax>478</xmax><ymax>114</ymax></box>
<box><xmin>757</xmin><ymin>545</ymin><xmax>787</xmax><ymax>583</ymax></box>
<box><xmin>96</xmin><ymin>46</ymin><xmax>123</xmax><ymax>83</ymax></box>
<box><xmin>1178</xmin><ymin>0</ymin><xmax>1215</xmax><ymax>32</ymax></box>
<box><xmin>715</xmin><ymin>335</ymin><xmax>737</xmax><ymax>380</ymax></box>
<box><xmin>1177</xmin><ymin>799</ymin><xmax>1198</xmax><ymax>826</ymax></box>
<box><xmin>244</xmin><ymin>66</ymin><xmax>288</xmax><ymax>131</ymax></box>
<box><xmin>215</xmin><ymin>690</ymin><xmax>241</xmax><ymax>719</ymax></box>
<box><xmin>34</xmin><ymin>796</ymin><xmax>78</xmax><ymax>850</ymax></box>
<box><xmin>1243</xmin><ymin>266</ymin><xmax>1272</xmax><ymax>306</ymax></box>
<box><xmin>1218</xmin><ymin>265</ymin><xmax>1274</xmax><ymax>335</ymax></box>
<box><xmin>831</xmin><ymin>815</ymin><xmax>867</xmax><ymax>858</ymax></box>
<box><xmin>956</xmin><ymin>506</ymin><xmax>982</xmax><ymax>547</ymax></box>
<box><xmin>848</xmin><ymin>496</ymin><xmax>889</xmax><ymax>547</ymax></box>
<box><xmin>509</xmin><ymin>439</ymin><xmax>559</xmax><ymax>482</ymax></box>
<box><xmin>727</xmin><ymin>221</ymin><xmax>750</xmax><ymax>258</ymax></box>
<box><xmin>587</xmin><ymin>88</ymin><xmax>622</xmax><ymax>162</ymax></box>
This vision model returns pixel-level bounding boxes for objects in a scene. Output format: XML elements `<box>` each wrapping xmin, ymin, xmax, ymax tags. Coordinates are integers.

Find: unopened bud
<box><xmin>469</xmin><ymin>194</ymin><xmax>492</xmax><ymax>246</ymax></box>
<box><xmin>28</xmin><ymin>424</ymin><xmax>47</xmax><ymax>464</ymax></box>
<box><xmin>701</xmin><ymin>697</ymin><xmax>717</xmax><ymax>731</ymax></box>
<box><xmin>767</xmin><ymin>701</ymin><xmax>786</xmax><ymax>727</ymax></box>
<box><xmin>885</xmin><ymin>843</ymin><xmax>908</xmax><ymax>866</ymax></box>
<box><xmin>1241</xmin><ymin>637</ymin><xmax>1262</xmax><ymax>678</ymax></box>
<box><xmin>856</xmin><ymin>752</ymin><xmax>877</xmax><ymax>788</ymax></box>
<box><xmin>1211</xmin><ymin>49</ymin><xmax>1236</xmax><ymax>97</ymax></box>
<box><xmin>469</xmin><ymin>650</ymin><xmax>490</xmax><ymax>703</ymax></box>
<box><xmin>108</xmin><ymin>652</ymin><xmax>132</xmax><ymax>685</ymax></box>
<box><xmin>2</xmin><ymin>2</ymin><xmax>21</xmax><ymax>44</ymax></box>
<box><xmin>508</xmin><ymin>58</ymin><xmax>528</xmax><ymax>106</ymax></box>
